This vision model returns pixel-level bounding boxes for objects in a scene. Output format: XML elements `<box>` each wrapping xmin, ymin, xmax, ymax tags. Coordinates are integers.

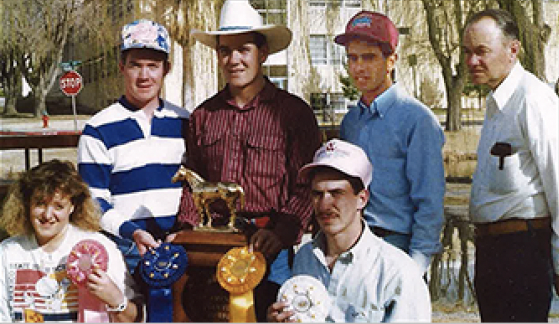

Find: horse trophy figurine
<box><xmin>172</xmin><ymin>166</ymin><xmax>245</xmax><ymax>232</ymax></box>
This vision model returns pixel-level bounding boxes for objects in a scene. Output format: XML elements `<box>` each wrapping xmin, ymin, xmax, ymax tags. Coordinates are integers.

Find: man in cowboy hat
<box><xmin>178</xmin><ymin>0</ymin><xmax>321</xmax><ymax>321</ymax></box>
<box><xmin>335</xmin><ymin>11</ymin><xmax>445</xmax><ymax>275</ymax></box>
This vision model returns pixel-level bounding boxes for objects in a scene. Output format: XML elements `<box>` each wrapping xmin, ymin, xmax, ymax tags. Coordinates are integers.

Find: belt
<box><xmin>236</xmin><ymin>212</ymin><xmax>271</xmax><ymax>229</ymax></box>
<box><xmin>475</xmin><ymin>217</ymin><xmax>551</xmax><ymax>237</ymax></box>
<box><xmin>372</xmin><ymin>226</ymin><xmax>400</xmax><ymax>238</ymax></box>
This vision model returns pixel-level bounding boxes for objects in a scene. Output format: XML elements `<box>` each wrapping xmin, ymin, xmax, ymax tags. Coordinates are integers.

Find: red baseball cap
<box><xmin>334</xmin><ymin>11</ymin><xmax>398</xmax><ymax>53</ymax></box>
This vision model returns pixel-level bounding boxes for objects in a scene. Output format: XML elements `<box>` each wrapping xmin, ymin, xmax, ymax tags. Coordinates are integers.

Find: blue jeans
<box><xmin>101</xmin><ymin>231</ymin><xmax>142</xmax><ymax>274</ymax></box>
<box><xmin>382</xmin><ymin>231</ymin><xmax>411</xmax><ymax>253</ymax></box>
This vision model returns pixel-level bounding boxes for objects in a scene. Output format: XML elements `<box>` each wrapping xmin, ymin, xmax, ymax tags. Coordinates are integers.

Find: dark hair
<box><xmin>466</xmin><ymin>9</ymin><xmax>519</xmax><ymax>41</ymax></box>
<box><xmin>345</xmin><ymin>35</ymin><xmax>394</xmax><ymax>58</ymax></box>
<box><xmin>120</xmin><ymin>49</ymin><xmax>169</xmax><ymax>63</ymax></box>
<box><xmin>309</xmin><ymin>166</ymin><xmax>365</xmax><ymax>194</ymax></box>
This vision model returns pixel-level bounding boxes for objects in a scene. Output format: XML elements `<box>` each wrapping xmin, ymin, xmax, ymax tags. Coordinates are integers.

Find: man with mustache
<box><xmin>267</xmin><ymin>139</ymin><xmax>431</xmax><ymax>322</ymax></box>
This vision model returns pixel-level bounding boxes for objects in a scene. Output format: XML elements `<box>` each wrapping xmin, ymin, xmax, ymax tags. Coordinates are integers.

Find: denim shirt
<box><xmin>292</xmin><ymin>223</ymin><xmax>431</xmax><ymax>322</ymax></box>
<box><xmin>340</xmin><ymin>83</ymin><xmax>445</xmax><ymax>269</ymax></box>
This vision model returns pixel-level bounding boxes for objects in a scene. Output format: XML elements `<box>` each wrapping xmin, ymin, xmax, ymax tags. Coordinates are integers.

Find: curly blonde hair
<box><xmin>0</xmin><ymin>159</ymin><xmax>101</xmax><ymax>237</ymax></box>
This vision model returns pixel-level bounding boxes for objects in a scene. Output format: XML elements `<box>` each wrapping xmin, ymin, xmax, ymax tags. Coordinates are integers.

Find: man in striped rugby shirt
<box><xmin>78</xmin><ymin>19</ymin><xmax>189</xmax><ymax>274</ymax></box>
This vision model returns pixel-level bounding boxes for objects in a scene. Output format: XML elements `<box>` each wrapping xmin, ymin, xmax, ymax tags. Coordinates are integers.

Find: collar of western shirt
<box><xmin>219</xmin><ymin>77</ymin><xmax>278</xmax><ymax>111</ymax></box>
<box><xmin>311</xmin><ymin>220</ymin><xmax>377</xmax><ymax>265</ymax></box>
<box><xmin>487</xmin><ymin>62</ymin><xmax>523</xmax><ymax>112</ymax></box>
<box><xmin>357</xmin><ymin>83</ymin><xmax>399</xmax><ymax>119</ymax></box>
<box><xmin>118</xmin><ymin>95</ymin><xmax>164</xmax><ymax>113</ymax></box>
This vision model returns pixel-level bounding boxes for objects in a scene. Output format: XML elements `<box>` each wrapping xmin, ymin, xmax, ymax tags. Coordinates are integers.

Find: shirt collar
<box><xmin>218</xmin><ymin>77</ymin><xmax>279</xmax><ymax>111</ymax></box>
<box><xmin>118</xmin><ymin>95</ymin><xmax>164</xmax><ymax>112</ymax></box>
<box><xmin>312</xmin><ymin>219</ymin><xmax>377</xmax><ymax>265</ymax></box>
<box><xmin>357</xmin><ymin>83</ymin><xmax>399</xmax><ymax>118</ymax></box>
<box><xmin>489</xmin><ymin>62</ymin><xmax>523</xmax><ymax>111</ymax></box>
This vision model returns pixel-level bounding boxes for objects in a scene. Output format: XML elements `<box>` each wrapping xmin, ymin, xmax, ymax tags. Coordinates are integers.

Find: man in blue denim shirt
<box><xmin>335</xmin><ymin>11</ymin><xmax>445</xmax><ymax>273</ymax></box>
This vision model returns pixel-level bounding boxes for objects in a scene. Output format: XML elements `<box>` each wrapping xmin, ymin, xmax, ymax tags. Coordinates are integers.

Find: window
<box><xmin>263</xmin><ymin>65</ymin><xmax>288</xmax><ymax>90</ymax></box>
<box><xmin>310</xmin><ymin>35</ymin><xmax>346</xmax><ymax>66</ymax></box>
<box><xmin>251</xmin><ymin>0</ymin><xmax>287</xmax><ymax>25</ymax></box>
<box><xmin>311</xmin><ymin>92</ymin><xmax>348</xmax><ymax>124</ymax></box>
<box><xmin>310</xmin><ymin>35</ymin><xmax>328</xmax><ymax>65</ymax></box>
<box><xmin>330</xmin><ymin>93</ymin><xmax>346</xmax><ymax>113</ymax></box>
<box><xmin>309</xmin><ymin>0</ymin><xmax>361</xmax><ymax>8</ymax></box>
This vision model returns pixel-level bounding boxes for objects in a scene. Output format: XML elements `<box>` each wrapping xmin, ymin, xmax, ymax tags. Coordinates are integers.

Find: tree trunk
<box><xmin>32</xmin><ymin>77</ymin><xmax>49</xmax><ymax>117</ymax></box>
<box><xmin>182</xmin><ymin>43</ymin><xmax>194</xmax><ymax>110</ymax></box>
<box><xmin>498</xmin><ymin>0</ymin><xmax>548</xmax><ymax>80</ymax></box>
<box><xmin>445</xmin><ymin>80</ymin><xmax>463</xmax><ymax>131</ymax></box>
<box><xmin>3</xmin><ymin>71</ymin><xmax>20</xmax><ymax>116</ymax></box>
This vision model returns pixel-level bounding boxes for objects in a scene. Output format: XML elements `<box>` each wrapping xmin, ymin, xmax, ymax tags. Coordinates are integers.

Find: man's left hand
<box><xmin>249</xmin><ymin>228</ymin><xmax>283</xmax><ymax>258</ymax></box>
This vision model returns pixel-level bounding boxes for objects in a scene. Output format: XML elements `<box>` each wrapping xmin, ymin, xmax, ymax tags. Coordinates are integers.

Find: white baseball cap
<box><xmin>299</xmin><ymin>139</ymin><xmax>373</xmax><ymax>188</ymax></box>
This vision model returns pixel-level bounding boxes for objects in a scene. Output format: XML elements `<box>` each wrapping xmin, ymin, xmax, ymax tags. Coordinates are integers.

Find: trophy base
<box><xmin>193</xmin><ymin>225</ymin><xmax>239</xmax><ymax>233</ymax></box>
<box><xmin>171</xmin><ymin>230</ymin><xmax>248</xmax><ymax>322</ymax></box>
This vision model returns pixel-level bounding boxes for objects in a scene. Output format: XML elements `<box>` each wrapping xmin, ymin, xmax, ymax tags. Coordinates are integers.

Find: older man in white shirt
<box><xmin>463</xmin><ymin>8</ymin><xmax>559</xmax><ymax>322</ymax></box>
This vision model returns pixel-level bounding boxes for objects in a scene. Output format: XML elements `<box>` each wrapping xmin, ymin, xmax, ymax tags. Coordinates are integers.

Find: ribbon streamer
<box><xmin>216</xmin><ymin>246</ymin><xmax>266</xmax><ymax>322</ymax></box>
<box><xmin>140</xmin><ymin>243</ymin><xmax>188</xmax><ymax>322</ymax></box>
<box><xmin>66</xmin><ymin>239</ymin><xmax>110</xmax><ymax>322</ymax></box>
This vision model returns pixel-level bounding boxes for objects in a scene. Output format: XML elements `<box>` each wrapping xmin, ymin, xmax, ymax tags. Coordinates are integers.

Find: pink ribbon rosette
<box><xmin>66</xmin><ymin>239</ymin><xmax>110</xmax><ymax>322</ymax></box>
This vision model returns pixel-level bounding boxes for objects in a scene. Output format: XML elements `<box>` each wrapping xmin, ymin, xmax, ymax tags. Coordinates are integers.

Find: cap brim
<box><xmin>334</xmin><ymin>32</ymin><xmax>381</xmax><ymax>46</ymax></box>
<box><xmin>191</xmin><ymin>25</ymin><xmax>292</xmax><ymax>54</ymax></box>
<box><xmin>298</xmin><ymin>161</ymin><xmax>364</xmax><ymax>187</ymax></box>
<box><xmin>121</xmin><ymin>44</ymin><xmax>169</xmax><ymax>54</ymax></box>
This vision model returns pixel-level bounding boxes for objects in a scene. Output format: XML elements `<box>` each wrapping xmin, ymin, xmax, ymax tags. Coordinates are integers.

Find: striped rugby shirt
<box><xmin>78</xmin><ymin>97</ymin><xmax>189</xmax><ymax>240</ymax></box>
<box><xmin>177</xmin><ymin>79</ymin><xmax>321</xmax><ymax>245</ymax></box>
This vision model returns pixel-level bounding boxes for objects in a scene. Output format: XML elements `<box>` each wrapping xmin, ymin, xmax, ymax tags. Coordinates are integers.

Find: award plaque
<box><xmin>171</xmin><ymin>230</ymin><xmax>248</xmax><ymax>322</ymax></box>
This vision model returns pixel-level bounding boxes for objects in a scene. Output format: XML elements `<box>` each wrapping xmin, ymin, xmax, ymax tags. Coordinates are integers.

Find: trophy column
<box><xmin>171</xmin><ymin>230</ymin><xmax>247</xmax><ymax>322</ymax></box>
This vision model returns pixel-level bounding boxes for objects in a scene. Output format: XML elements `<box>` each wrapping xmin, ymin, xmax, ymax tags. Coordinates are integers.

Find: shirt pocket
<box><xmin>199</xmin><ymin>129</ymin><xmax>226</xmax><ymax>174</ymax></box>
<box><xmin>245</xmin><ymin>134</ymin><xmax>286</xmax><ymax>180</ymax></box>
<box><xmin>487</xmin><ymin>151</ymin><xmax>522</xmax><ymax>194</ymax></box>
<box><xmin>345</xmin><ymin>304</ymin><xmax>384</xmax><ymax>323</ymax></box>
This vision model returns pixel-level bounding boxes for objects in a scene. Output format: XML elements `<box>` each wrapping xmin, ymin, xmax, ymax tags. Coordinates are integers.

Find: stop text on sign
<box><xmin>60</xmin><ymin>70</ymin><xmax>83</xmax><ymax>96</ymax></box>
<box><xmin>60</xmin><ymin>78</ymin><xmax>81</xmax><ymax>88</ymax></box>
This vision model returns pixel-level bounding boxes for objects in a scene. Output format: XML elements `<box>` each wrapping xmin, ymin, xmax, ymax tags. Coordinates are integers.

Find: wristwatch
<box><xmin>105</xmin><ymin>296</ymin><xmax>128</xmax><ymax>312</ymax></box>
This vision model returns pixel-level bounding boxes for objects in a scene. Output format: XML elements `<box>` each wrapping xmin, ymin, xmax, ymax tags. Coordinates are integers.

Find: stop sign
<box><xmin>60</xmin><ymin>70</ymin><xmax>83</xmax><ymax>96</ymax></box>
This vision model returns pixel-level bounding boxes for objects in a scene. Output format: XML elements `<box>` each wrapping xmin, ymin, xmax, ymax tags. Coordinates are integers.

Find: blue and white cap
<box><xmin>121</xmin><ymin>19</ymin><xmax>170</xmax><ymax>54</ymax></box>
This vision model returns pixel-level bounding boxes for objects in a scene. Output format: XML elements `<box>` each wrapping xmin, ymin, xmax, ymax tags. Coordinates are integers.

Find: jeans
<box><xmin>382</xmin><ymin>232</ymin><xmax>411</xmax><ymax>253</ymax></box>
<box><xmin>254</xmin><ymin>249</ymin><xmax>292</xmax><ymax>322</ymax></box>
<box><xmin>101</xmin><ymin>231</ymin><xmax>142</xmax><ymax>274</ymax></box>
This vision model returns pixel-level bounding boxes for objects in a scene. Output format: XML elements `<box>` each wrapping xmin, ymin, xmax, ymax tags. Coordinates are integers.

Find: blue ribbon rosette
<box><xmin>139</xmin><ymin>243</ymin><xmax>188</xmax><ymax>322</ymax></box>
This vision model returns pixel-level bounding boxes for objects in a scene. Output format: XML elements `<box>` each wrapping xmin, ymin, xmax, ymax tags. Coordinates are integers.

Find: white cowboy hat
<box><xmin>190</xmin><ymin>0</ymin><xmax>292</xmax><ymax>54</ymax></box>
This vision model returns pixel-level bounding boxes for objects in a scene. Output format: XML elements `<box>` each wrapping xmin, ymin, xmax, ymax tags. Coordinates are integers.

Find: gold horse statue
<box><xmin>172</xmin><ymin>166</ymin><xmax>245</xmax><ymax>231</ymax></box>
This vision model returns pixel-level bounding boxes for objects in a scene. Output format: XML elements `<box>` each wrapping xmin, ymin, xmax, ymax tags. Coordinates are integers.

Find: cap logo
<box><xmin>351</xmin><ymin>16</ymin><xmax>372</xmax><ymax>28</ymax></box>
<box><xmin>325</xmin><ymin>141</ymin><xmax>336</xmax><ymax>151</ymax></box>
<box><xmin>129</xmin><ymin>21</ymin><xmax>158</xmax><ymax>44</ymax></box>
<box><xmin>317</xmin><ymin>141</ymin><xmax>349</xmax><ymax>159</ymax></box>
<box><xmin>122</xmin><ymin>20</ymin><xmax>170</xmax><ymax>54</ymax></box>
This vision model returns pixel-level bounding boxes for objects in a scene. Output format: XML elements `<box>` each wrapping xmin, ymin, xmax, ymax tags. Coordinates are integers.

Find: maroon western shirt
<box><xmin>177</xmin><ymin>79</ymin><xmax>321</xmax><ymax>246</ymax></box>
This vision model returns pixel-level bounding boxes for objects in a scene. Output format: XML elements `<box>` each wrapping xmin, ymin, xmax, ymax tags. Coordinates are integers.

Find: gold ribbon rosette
<box><xmin>216</xmin><ymin>246</ymin><xmax>266</xmax><ymax>322</ymax></box>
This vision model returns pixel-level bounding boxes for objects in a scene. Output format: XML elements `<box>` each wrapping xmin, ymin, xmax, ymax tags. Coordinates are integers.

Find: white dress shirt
<box><xmin>469</xmin><ymin>62</ymin><xmax>559</xmax><ymax>272</ymax></box>
<box><xmin>292</xmin><ymin>222</ymin><xmax>431</xmax><ymax>322</ymax></box>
